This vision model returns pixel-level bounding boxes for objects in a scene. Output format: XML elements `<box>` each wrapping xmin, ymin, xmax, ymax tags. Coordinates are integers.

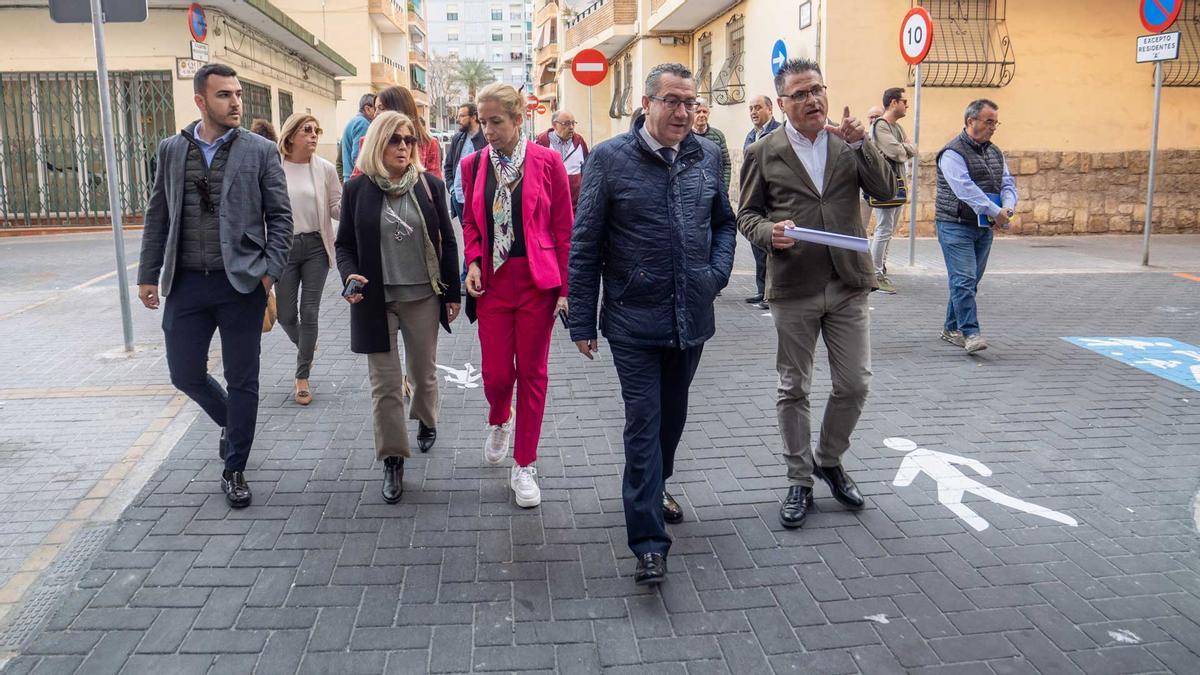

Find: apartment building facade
<box><xmin>426</xmin><ymin>0</ymin><xmax>534</xmax><ymax>93</ymax></box>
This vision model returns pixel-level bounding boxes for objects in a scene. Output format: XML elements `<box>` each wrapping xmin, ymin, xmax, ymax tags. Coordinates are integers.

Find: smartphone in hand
<box><xmin>342</xmin><ymin>278</ymin><xmax>365</xmax><ymax>298</ymax></box>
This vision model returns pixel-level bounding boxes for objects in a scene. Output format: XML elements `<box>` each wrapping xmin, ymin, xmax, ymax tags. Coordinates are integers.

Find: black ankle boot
<box><xmin>382</xmin><ymin>457</ymin><xmax>404</xmax><ymax>504</ymax></box>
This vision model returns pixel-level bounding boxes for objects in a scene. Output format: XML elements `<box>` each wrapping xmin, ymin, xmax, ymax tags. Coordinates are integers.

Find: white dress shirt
<box><xmin>783</xmin><ymin>122</ymin><xmax>829</xmax><ymax>194</ymax></box>
<box><xmin>638</xmin><ymin>126</ymin><xmax>681</xmax><ymax>157</ymax></box>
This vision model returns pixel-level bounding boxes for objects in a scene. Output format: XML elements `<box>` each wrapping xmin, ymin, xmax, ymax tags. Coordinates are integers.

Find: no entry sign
<box><xmin>899</xmin><ymin>7</ymin><xmax>933</xmax><ymax>65</ymax></box>
<box><xmin>1140</xmin><ymin>0</ymin><xmax>1182</xmax><ymax>33</ymax></box>
<box><xmin>572</xmin><ymin>49</ymin><xmax>609</xmax><ymax>87</ymax></box>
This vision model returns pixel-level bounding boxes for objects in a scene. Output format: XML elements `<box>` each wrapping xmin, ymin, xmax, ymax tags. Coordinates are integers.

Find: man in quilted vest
<box><xmin>934</xmin><ymin>98</ymin><xmax>1017</xmax><ymax>355</ymax></box>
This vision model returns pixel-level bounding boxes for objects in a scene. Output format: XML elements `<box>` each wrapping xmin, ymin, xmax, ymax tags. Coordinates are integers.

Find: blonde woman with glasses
<box><xmin>276</xmin><ymin>114</ymin><xmax>342</xmax><ymax>405</ymax></box>
<box><xmin>335</xmin><ymin>111</ymin><xmax>461</xmax><ymax>504</ymax></box>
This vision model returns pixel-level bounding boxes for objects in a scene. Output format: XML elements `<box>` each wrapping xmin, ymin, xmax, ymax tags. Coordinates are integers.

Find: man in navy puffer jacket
<box><xmin>569</xmin><ymin>63</ymin><xmax>737</xmax><ymax>586</ymax></box>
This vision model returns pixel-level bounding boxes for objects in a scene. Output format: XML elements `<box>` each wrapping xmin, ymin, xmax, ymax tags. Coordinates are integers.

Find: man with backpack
<box><xmin>868</xmin><ymin>88</ymin><xmax>916</xmax><ymax>294</ymax></box>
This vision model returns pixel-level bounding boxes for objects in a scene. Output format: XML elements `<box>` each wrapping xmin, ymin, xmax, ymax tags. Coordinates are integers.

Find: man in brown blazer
<box><xmin>737</xmin><ymin>58</ymin><xmax>895</xmax><ymax>529</ymax></box>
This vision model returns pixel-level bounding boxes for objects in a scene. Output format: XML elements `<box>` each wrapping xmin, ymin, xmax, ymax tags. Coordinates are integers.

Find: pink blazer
<box><xmin>461</xmin><ymin>141</ymin><xmax>574</xmax><ymax>297</ymax></box>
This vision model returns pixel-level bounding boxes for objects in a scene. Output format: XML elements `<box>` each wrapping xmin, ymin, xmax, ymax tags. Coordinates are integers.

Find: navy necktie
<box><xmin>657</xmin><ymin>147</ymin><xmax>676</xmax><ymax>164</ymax></box>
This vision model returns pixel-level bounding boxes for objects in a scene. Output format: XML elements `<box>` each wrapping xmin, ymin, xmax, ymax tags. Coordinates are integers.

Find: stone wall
<box><xmin>729</xmin><ymin>148</ymin><xmax>1200</xmax><ymax>237</ymax></box>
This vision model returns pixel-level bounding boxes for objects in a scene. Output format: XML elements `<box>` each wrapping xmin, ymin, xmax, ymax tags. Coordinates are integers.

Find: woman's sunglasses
<box><xmin>388</xmin><ymin>134</ymin><xmax>418</xmax><ymax>147</ymax></box>
<box><xmin>300</xmin><ymin>124</ymin><xmax>323</xmax><ymax>135</ymax></box>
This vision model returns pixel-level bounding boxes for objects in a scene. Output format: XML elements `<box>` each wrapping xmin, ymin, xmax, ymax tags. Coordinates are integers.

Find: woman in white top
<box><xmin>277</xmin><ymin>114</ymin><xmax>342</xmax><ymax>405</ymax></box>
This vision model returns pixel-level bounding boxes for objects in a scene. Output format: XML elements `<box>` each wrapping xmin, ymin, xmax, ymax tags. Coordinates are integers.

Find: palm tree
<box><xmin>453</xmin><ymin>58</ymin><xmax>495</xmax><ymax>100</ymax></box>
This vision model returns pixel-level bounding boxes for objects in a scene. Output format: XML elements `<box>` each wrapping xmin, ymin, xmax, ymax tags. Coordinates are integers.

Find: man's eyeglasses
<box><xmin>781</xmin><ymin>85</ymin><xmax>827</xmax><ymax>103</ymax></box>
<box><xmin>970</xmin><ymin>118</ymin><xmax>1000</xmax><ymax>128</ymax></box>
<box><xmin>554</xmin><ymin>120</ymin><xmax>577</xmax><ymax>127</ymax></box>
<box><xmin>301</xmin><ymin>124</ymin><xmax>323</xmax><ymax>135</ymax></box>
<box><xmin>647</xmin><ymin>96</ymin><xmax>701</xmax><ymax>112</ymax></box>
<box><xmin>388</xmin><ymin>134</ymin><xmax>418</xmax><ymax>146</ymax></box>
<box><xmin>193</xmin><ymin>176</ymin><xmax>215</xmax><ymax>214</ymax></box>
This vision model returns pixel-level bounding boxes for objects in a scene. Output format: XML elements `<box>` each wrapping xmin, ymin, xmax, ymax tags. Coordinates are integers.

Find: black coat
<box><xmin>443</xmin><ymin>128</ymin><xmax>486</xmax><ymax>188</ymax></box>
<box><xmin>335</xmin><ymin>173</ymin><xmax>462</xmax><ymax>354</ymax></box>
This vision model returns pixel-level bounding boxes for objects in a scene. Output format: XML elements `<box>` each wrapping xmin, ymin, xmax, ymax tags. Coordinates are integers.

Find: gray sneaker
<box><xmin>964</xmin><ymin>334</ymin><xmax>989</xmax><ymax>354</ymax></box>
<box><xmin>875</xmin><ymin>272</ymin><xmax>897</xmax><ymax>294</ymax></box>
<box><xmin>940</xmin><ymin>330</ymin><xmax>965</xmax><ymax>347</ymax></box>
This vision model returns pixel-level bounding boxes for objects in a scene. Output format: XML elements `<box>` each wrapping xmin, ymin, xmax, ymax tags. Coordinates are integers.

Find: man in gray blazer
<box><xmin>737</xmin><ymin>58</ymin><xmax>895</xmax><ymax>529</ymax></box>
<box><xmin>137</xmin><ymin>63</ymin><xmax>293</xmax><ymax>508</ymax></box>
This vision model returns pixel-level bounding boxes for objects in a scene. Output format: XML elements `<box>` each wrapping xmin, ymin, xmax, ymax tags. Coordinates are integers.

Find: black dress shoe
<box><xmin>221</xmin><ymin>471</ymin><xmax>252</xmax><ymax>509</ymax></box>
<box><xmin>744</xmin><ymin>294</ymin><xmax>764</xmax><ymax>304</ymax></box>
<box><xmin>634</xmin><ymin>553</ymin><xmax>667</xmax><ymax>586</ymax></box>
<box><xmin>779</xmin><ymin>485</ymin><xmax>813</xmax><ymax>528</ymax></box>
<box><xmin>662</xmin><ymin>490</ymin><xmax>683</xmax><ymax>524</ymax></box>
<box><xmin>417</xmin><ymin>422</ymin><xmax>436</xmax><ymax>453</ymax></box>
<box><xmin>813</xmin><ymin>463</ymin><xmax>866</xmax><ymax>509</ymax></box>
<box><xmin>218</xmin><ymin>428</ymin><xmax>228</xmax><ymax>461</ymax></box>
<box><xmin>382</xmin><ymin>457</ymin><xmax>404</xmax><ymax>503</ymax></box>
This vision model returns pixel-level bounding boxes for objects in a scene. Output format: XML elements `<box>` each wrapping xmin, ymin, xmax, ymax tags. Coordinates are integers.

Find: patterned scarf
<box><xmin>488</xmin><ymin>133</ymin><xmax>527</xmax><ymax>272</ymax></box>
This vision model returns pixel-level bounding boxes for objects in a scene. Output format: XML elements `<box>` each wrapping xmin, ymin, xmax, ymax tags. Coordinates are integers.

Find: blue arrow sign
<box><xmin>771</xmin><ymin>40</ymin><xmax>788</xmax><ymax>76</ymax></box>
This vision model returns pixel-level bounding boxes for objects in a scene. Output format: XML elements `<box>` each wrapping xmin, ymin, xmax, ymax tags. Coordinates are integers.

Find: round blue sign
<box><xmin>771</xmin><ymin>40</ymin><xmax>788</xmax><ymax>76</ymax></box>
<box><xmin>188</xmin><ymin>3</ymin><xmax>208</xmax><ymax>43</ymax></box>
<box><xmin>1140</xmin><ymin>0</ymin><xmax>1181</xmax><ymax>33</ymax></box>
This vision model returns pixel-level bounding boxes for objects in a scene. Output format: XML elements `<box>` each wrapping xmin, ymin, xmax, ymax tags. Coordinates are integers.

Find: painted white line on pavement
<box><xmin>0</xmin><ymin>262</ymin><xmax>138</xmax><ymax>321</ymax></box>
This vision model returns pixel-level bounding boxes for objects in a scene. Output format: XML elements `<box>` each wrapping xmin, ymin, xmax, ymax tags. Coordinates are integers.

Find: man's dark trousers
<box><xmin>609</xmin><ymin>341</ymin><xmax>704</xmax><ymax>557</ymax></box>
<box><xmin>751</xmin><ymin>243</ymin><xmax>767</xmax><ymax>297</ymax></box>
<box><xmin>163</xmin><ymin>270</ymin><xmax>267</xmax><ymax>472</ymax></box>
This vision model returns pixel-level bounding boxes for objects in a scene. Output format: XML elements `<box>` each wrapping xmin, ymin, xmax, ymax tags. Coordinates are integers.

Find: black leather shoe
<box><xmin>662</xmin><ymin>490</ymin><xmax>683</xmax><ymax>524</ymax></box>
<box><xmin>744</xmin><ymin>295</ymin><xmax>763</xmax><ymax>304</ymax></box>
<box><xmin>813</xmin><ymin>463</ymin><xmax>866</xmax><ymax>509</ymax></box>
<box><xmin>417</xmin><ymin>422</ymin><xmax>436</xmax><ymax>453</ymax></box>
<box><xmin>221</xmin><ymin>471</ymin><xmax>251</xmax><ymax>509</ymax></box>
<box><xmin>634</xmin><ymin>553</ymin><xmax>667</xmax><ymax>586</ymax></box>
<box><xmin>218</xmin><ymin>428</ymin><xmax>227</xmax><ymax>461</ymax></box>
<box><xmin>382</xmin><ymin>457</ymin><xmax>404</xmax><ymax>503</ymax></box>
<box><xmin>779</xmin><ymin>485</ymin><xmax>813</xmax><ymax>528</ymax></box>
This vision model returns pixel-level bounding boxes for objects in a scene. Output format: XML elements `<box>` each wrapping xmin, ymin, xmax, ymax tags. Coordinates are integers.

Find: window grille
<box><xmin>608</xmin><ymin>54</ymin><xmax>622</xmax><ymax>119</ymax></box>
<box><xmin>911</xmin><ymin>0</ymin><xmax>1015</xmax><ymax>88</ymax></box>
<box><xmin>240</xmin><ymin>79</ymin><xmax>273</xmax><ymax>131</ymax></box>
<box><xmin>1164</xmin><ymin>0</ymin><xmax>1200</xmax><ymax>86</ymax></box>
<box><xmin>279</xmin><ymin>90</ymin><xmax>293</xmax><ymax>124</ymax></box>
<box><xmin>713</xmin><ymin>15</ymin><xmax>745</xmax><ymax>105</ymax></box>
<box><xmin>695</xmin><ymin>32</ymin><xmax>713</xmax><ymax>102</ymax></box>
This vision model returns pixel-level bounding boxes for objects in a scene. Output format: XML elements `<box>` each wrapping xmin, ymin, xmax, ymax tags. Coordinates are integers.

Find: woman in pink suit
<box><xmin>462</xmin><ymin>82</ymin><xmax>573</xmax><ymax>509</ymax></box>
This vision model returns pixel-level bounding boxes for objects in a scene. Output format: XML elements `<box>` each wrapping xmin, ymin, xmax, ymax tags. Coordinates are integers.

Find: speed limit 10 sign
<box><xmin>900</xmin><ymin>7</ymin><xmax>934</xmax><ymax>65</ymax></box>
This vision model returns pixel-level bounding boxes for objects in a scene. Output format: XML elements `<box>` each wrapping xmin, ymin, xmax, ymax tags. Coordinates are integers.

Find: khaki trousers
<box><xmin>366</xmin><ymin>295</ymin><xmax>441</xmax><ymax>459</ymax></box>
<box><xmin>771</xmin><ymin>279</ymin><xmax>872</xmax><ymax>487</ymax></box>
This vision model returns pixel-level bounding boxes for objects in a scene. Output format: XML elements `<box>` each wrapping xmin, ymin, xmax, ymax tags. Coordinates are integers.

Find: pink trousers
<box><xmin>476</xmin><ymin>257</ymin><xmax>558</xmax><ymax>467</ymax></box>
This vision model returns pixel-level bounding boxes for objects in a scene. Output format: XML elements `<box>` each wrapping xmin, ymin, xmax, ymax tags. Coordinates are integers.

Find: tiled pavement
<box><xmin>2</xmin><ymin>234</ymin><xmax>1200</xmax><ymax>673</ymax></box>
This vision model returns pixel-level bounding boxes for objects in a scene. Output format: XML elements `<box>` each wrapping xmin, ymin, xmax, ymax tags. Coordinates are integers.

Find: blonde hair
<box><xmin>356</xmin><ymin>111</ymin><xmax>424</xmax><ymax>178</ymax></box>
<box><xmin>277</xmin><ymin>113</ymin><xmax>319</xmax><ymax>158</ymax></box>
<box><xmin>476</xmin><ymin>82</ymin><xmax>524</xmax><ymax>122</ymax></box>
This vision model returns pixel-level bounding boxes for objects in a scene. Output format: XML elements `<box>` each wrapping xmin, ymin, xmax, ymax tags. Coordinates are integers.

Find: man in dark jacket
<box><xmin>742</xmin><ymin>95</ymin><xmax>782</xmax><ymax>309</ymax></box>
<box><xmin>137</xmin><ymin>64</ymin><xmax>293</xmax><ymax>509</ymax></box>
<box><xmin>569</xmin><ymin>63</ymin><xmax>736</xmax><ymax>586</ymax></box>
<box><xmin>444</xmin><ymin>102</ymin><xmax>486</xmax><ymax>221</ymax></box>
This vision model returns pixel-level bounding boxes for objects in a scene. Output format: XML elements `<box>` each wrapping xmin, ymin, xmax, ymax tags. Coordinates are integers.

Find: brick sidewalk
<box><xmin>2</xmin><ymin>238</ymin><xmax>1200</xmax><ymax>673</ymax></box>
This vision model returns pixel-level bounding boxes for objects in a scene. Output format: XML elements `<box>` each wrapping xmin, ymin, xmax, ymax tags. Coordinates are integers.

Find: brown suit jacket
<box><xmin>737</xmin><ymin>126</ymin><xmax>895</xmax><ymax>299</ymax></box>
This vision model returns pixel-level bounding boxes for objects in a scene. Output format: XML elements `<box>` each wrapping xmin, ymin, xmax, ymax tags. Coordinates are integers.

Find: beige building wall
<box><xmin>0</xmin><ymin>8</ymin><xmax>342</xmax><ymax>160</ymax></box>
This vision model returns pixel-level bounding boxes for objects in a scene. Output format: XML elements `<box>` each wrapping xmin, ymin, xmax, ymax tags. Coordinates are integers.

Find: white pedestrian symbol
<box><xmin>436</xmin><ymin>362</ymin><xmax>482</xmax><ymax>388</ymax></box>
<box><xmin>886</xmin><ymin>437</ymin><xmax>1078</xmax><ymax>532</ymax></box>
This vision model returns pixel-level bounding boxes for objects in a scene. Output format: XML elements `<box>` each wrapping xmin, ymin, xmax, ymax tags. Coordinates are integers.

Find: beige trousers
<box><xmin>771</xmin><ymin>279</ymin><xmax>872</xmax><ymax>487</ymax></box>
<box><xmin>366</xmin><ymin>295</ymin><xmax>441</xmax><ymax>459</ymax></box>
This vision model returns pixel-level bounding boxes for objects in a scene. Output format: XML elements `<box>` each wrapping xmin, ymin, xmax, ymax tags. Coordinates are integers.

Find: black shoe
<box><xmin>813</xmin><ymin>463</ymin><xmax>866</xmax><ymax>509</ymax></box>
<box><xmin>382</xmin><ymin>457</ymin><xmax>404</xmax><ymax>503</ymax></box>
<box><xmin>779</xmin><ymin>485</ymin><xmax>813</xmax><ymax>528</ymax></box>
<box><xmin>662</xmin><ymin>490</ymin><xmax>683</xmax><ymax>524</ymax></box>
<box><xmin>417</xmin><ymin>422</ymin><xmax>436</xmax><ymax>453</ymax></box>
<box><xmin>744</xmin><ymin>295</ymin><xmax>764</xmax><ymax>304</ymax></box>
<box><xmin>221</xmin><ymin>470</ymin><xmax>252</xmax><ymax>509</ymax></box>
<box><xmin>634</xmin><ymin>553</ymin><xmax>667</xmax><ymax>586</ymax></box>
<box><xmin>218</xmin><ymin>428</ymin><xmax>227</xmax><ymax>461</ymax></box>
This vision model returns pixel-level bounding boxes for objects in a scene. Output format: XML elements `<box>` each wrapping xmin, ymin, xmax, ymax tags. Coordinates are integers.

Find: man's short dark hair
<box><xmin>193</xmin><ymin>63</ymin><xmax>237</xmax><ymax>96</ymax></box>
<box><xmin>358</xmin><ymin>93</ymin><xmax>376</xmax><ymax>112</ymax></box>
<box><xmin>644</xmin><ymin>63</ymin><xmax>693</xmax><ymax>97</ymax></box>
<box><xmin>883</xmin><ymin>87</ymin><xmax>905</xmax><ymax>109</ymax></box>
<box><xmin>964</xmin><ymin>98</ymin><xmax>999</xmax><ymax>123</ymax></box>
<box><xmin>459</xmin><ymin>102</ymin><xmax>478</xmax><ymax>118</ymax></box>
<box><xmin>773</xmin><ymin>58</ymin><xmax>822</xmax><ymax>96</ymax></box>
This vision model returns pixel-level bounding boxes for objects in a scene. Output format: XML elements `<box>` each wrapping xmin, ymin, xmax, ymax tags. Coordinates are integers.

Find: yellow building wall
<box><xmin>0</xmin><ymin>8</ymin><xmax>341</xmax><ymax>161</ymax></box>
<box><xmin>824</xmin><ymin>0</ymin><xmax>1200</xmax><ymax>152</ymax></box>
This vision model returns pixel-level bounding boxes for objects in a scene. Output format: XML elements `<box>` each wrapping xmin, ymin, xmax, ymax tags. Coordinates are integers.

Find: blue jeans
<box><xmin>936</xmin><ymin>221</ymin><xmax>993</xmax><ymax>337</ymax></box>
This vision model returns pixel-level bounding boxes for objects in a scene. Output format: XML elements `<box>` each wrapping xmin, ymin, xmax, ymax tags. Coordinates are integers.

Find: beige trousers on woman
<box><xmin>366</xmin><ymin>295</ymin><xmax>441</xmax><ymax>459</ymax></box>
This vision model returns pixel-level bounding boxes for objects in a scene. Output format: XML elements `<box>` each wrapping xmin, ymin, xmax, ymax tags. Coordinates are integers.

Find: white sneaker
<box><xmin>964</xmin><ymin>334</ymin><xmax>989</xmax><ymax>354</ymax></box>
<box><xmin>510</xmin><ymin>464</ymin><xmax>541</xmax><ymax>508</ymax></box>
<box><xmin>484</xmin><ymin>417</ymin><xmax>512</xmax><ymax>465</ymax></box>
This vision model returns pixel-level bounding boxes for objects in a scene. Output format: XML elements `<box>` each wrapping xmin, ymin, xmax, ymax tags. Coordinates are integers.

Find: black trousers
<box><xmin>609</xmin><ymin>341</ymin><xmax>704</xmax><ymax>557</ymax></box>
<box><xmin>751</xmin><ymin>242</ymin><xmax>768</xmax><ymax>297</ymax></box>
<box><xmin>163</xmin><ymin>271</ymin><xmax>267</xmax><ymax>472</ymax></box>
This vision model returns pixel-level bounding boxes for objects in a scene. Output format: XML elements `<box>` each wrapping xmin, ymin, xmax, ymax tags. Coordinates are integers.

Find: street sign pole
<box><xmin>90</xmin><ymin>0</ymin><xmax>135</xmax><ymax>352</ymax></box>
<box><xmin>1143</xmin><ymin>59</ymin><xmax>1162</xmax><ymax>266</ymax></box>
<box><xmin>907</xmin><ymin>63</ymin><xmax>921</xmax><ymax>267</ymax></box>
<box><xmin>587</xmin><ymin>87</ymin><xmax>593</xmax><ymax>147</ymax></box>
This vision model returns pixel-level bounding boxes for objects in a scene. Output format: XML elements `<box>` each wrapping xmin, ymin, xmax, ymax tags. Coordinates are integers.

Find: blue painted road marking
<box><xmin>1064</xmin><ymin>336</ymin><xmax>1200</xmax><ymax>392</ymax></box>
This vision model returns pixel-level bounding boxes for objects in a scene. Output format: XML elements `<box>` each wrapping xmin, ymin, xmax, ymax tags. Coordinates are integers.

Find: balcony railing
<box><xmin>536</xmin><ymin>43</ymin><xmax>559</xmax><ymax>64</ymax></box>
<box><xmin>368</xmin><ymin>0</ymin><xmax>406</xmax><ymax>33</ymax></box>
<box><xmin>536</xmin><ymin>0</ymin><xmax>559</xmax><ymax>26</ymax></box>
<box><xmin>408</xmin><ymin>0</ymin><xmax>428</xmax><ymax>35</ymax></box>
<box><xmin>564</xmin><ymin>0</ymin><xmax>636</xmax><ymax>54</ymax></box>
<box><xmin>371</xmin><ymin>55</ymin><xmax>406</xmax><ymax>87</ymax></box>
